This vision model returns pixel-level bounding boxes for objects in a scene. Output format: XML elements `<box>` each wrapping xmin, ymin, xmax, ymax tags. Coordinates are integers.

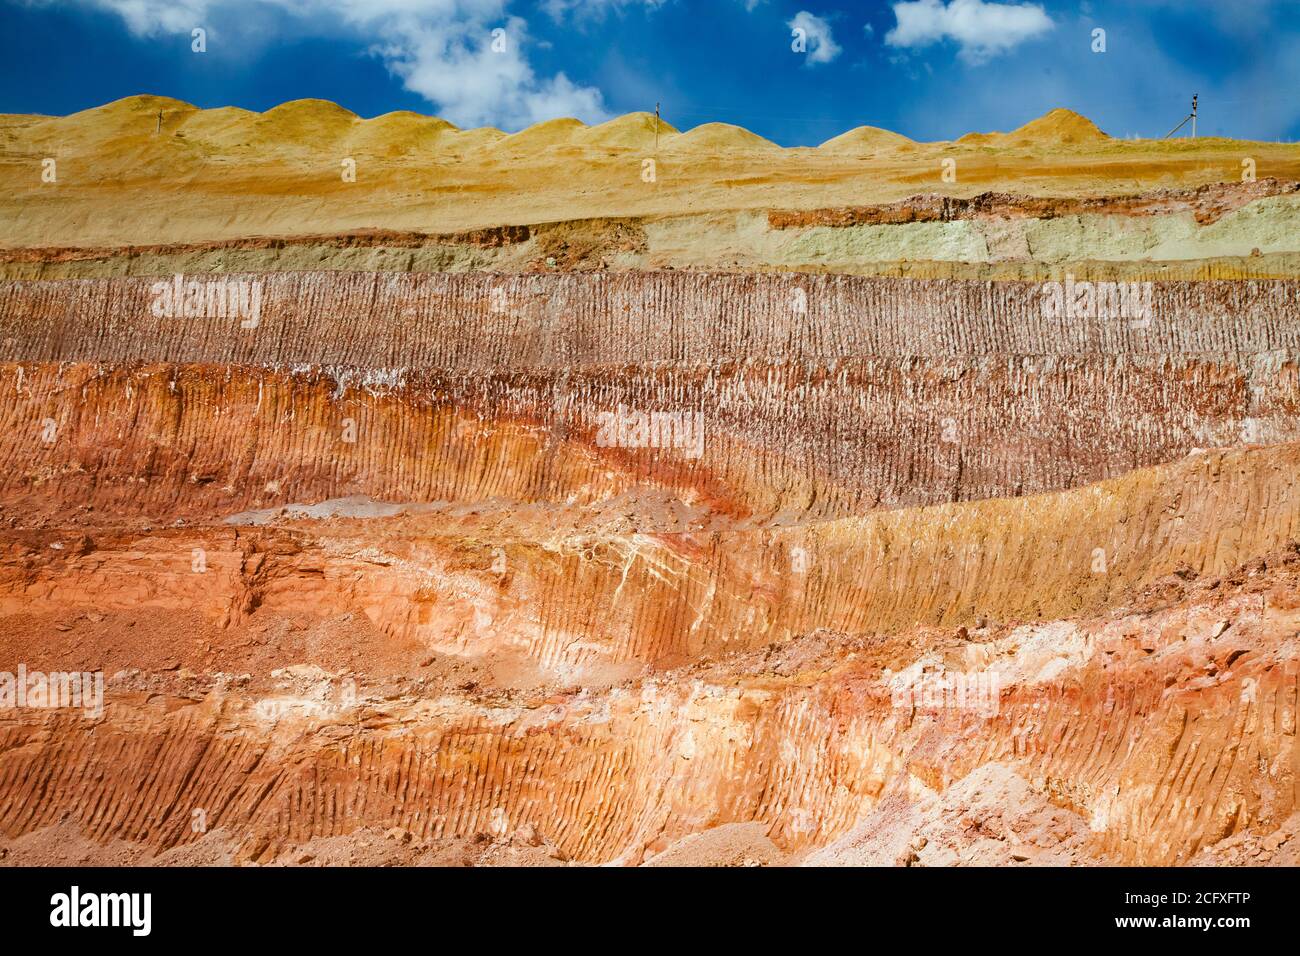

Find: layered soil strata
<box><xmin>0</xmin><ymin>268</ymin><xmax>1297</xmax><ymax>865</ymax></box>
<box><xmin>2</xmin><ymin>181</ymin><xmax>1298</xmax><ymax>280</ymax></box>
<box><xmin>2</xmin><ymin>96</ymin><xmax>1299</xmax><ymax>867</ymax></box>
<box><xmin>0</xmin><ymin>487</ymin><xmax>1296</xmax><ymax>866</ymax></box>
<box><xmin>1</xmin><ymin>275</ymin><xmax>1298</xmax><ymax>527</ymax></box>
<box><xmin>767</xmin><ymin>179</ymin><xmax>1300</xmax><ymax>228</ymax></box>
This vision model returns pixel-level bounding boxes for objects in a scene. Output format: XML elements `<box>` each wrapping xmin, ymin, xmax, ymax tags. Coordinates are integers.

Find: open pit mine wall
<box><xmin>1</xmin><ymin>270</ymin><xmax>1299</xmax><ymax>671</ymax></box>
<box><xmin>1</xmin><ymin>271</ymin><xmax>1299</xmax><ymax>866</ymax></box>
<box><xmin>0</xmin><ymin>273</ymin><xmax>1298</xmax><ymax>522</ymax></box>
<box><xmin>6</xmin><ymin>443</ymin><xmax>1300</xmax><ymax>673</ymax></box>
<box><xmin>2</xmin><ymin>501</ymin><xmax>1298</xmax><ymax>868</ymax></box>
<box><xmin>2</xmin><ymin>630</ymin><xmax>1295</xmax><ymax>867</ymax></box>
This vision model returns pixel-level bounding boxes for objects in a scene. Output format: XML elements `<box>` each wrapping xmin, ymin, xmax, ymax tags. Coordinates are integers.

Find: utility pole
<box><xmin>156</xmin><ymin>110</ymin><xmax>162</xmax><ymax>134</ymax></box>
<box><xmin>654</xmin><ymin>102</ymin><xmax>660</xmax><ymax>151</ymax></box>
<box><xmin>1164</xmin><ymin>93</ymin><xmax>1199</xmax><ymax>139</ymax></box>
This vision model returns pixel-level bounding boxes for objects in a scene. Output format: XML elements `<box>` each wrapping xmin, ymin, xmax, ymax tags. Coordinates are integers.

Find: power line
<box><xmin>1165</xmin><ymin>93</ymin><xmax>1198</xmax><ymax>138</ymax></box>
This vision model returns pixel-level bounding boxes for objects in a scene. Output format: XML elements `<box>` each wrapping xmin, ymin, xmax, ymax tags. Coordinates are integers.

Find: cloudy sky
<box><xmin>1</xmin><ymin>0</ymin><xmax>1296</xmax><ymax>143</ymax></box>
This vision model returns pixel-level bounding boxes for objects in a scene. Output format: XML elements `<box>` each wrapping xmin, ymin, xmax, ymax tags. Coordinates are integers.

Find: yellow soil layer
<box><xmin>2</xmin><ymin>95</ymin><xmax>1298</xmax><ymax>249</ymax></box>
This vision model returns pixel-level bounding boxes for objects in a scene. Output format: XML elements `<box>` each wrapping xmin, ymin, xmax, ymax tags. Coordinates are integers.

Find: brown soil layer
<box><xmin>0</xmin><ymin>224</ymin><xmax>533</xmax><ymax>264</ymax></box>
<box><xmin>4</xmin><ymin>273</ymin><xmax>1299</xmax><ymax>366</ymax></box>
<box><xmin>769</xmin><ymin>179</ymin><xmax>1300</xmax><ymax>228</ymax></box>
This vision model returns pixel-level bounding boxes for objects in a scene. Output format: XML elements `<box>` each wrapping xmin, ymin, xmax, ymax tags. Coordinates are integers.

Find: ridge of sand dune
<box><xmin>259</xmin><ymin>98</ymin><xmax>360</xmax><ymax>124</ymax></box>
<box><xmin>955</xmin><ymin>130</ymin><xmax>1002</xmax><ymax>146</ymax></box>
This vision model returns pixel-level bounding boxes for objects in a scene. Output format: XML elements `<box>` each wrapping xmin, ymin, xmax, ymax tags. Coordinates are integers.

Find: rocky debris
<box><xmin>641</xmin><ymin>823</ymin><xmax>786</xmax><ymax>867</ymax></box>
<box><xmin>805</xmin><ymin>764</ymin><xmax>1096</xmax><ymax>867</ymax></box>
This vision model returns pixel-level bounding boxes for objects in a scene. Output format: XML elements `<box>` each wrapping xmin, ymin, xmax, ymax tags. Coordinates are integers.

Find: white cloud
<box><xmin>540</xmin><ymin>0</ymin><xmax>666</xmax><ymax>21</ymax></box>
<box><xmin>372</xmin><ymin>15</ymin><xmax>608</xmax><ymax>128</ymax></box>
<box><xmin>885</xmin><ymin>0</ymin><xmax>1052</xmax><ymax>64</ymax></box>
<box><xmin>84</xmin><ymin>0</ymin><xmax>210</xmax><ymax>34</ymax></box>
<box><xmin>788</xmin><ymin>10</ymin><xmax>841</xmax><ymax>65</ymax></box>
<box><xmin>541</xmin><ymin>0</ymin><xmax>757</xmax><ymax>20</ymax></box>
<box><xmin>66</xmin><ymin>0</ymin><xmax>611</xmax><ymax>129</ymax></box>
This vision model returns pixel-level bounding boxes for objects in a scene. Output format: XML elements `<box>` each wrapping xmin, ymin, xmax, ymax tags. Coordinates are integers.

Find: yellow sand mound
<box><xmin>955</xmin><ymin>131</ymin><xmax>1002</xmax><ymax>146</ymax></box>
<box><xmin>818</xmin><ymin>125</ymin><xmax>916</xmax><ymax>153</ymax></box>
<box><xmin>667</xmin><ymin>122</ymin><xmax>780</xmax><ymax>153</ymax></box>
<box><xmin>0</xmin><ymin>97</ymin><xmax>1123</xmax><ymax>158</ymax></box>
<box><xmin>30</xmin><ymin>95</ymin><xmax>196</xmax><ymax>145</ymax></box>
<box><xmin>496</xmin><ymin>117</ymin><xmax>588</xmax><ymax>152</ymax></box>
<box><xmin>956</xmin><ymin>109</ymin><xmax>1109</xmax><ymax>148</ymax></box>
<box><xmin>72</xmin><ymin>94</ymin><xmax>197</xmax><ymax>122</ymax></box>
<box><xmin>251</xmin><ymin>99</ymin><xmax>358</xmax><ymax>146</ymax></box>
<box><xmin>575</xmin><ymin>112</ymin><xmax>679</xmax><ymax>150</ymax></box>
<box><xmin>4</xmin><ymin>95</ymin><xmax>1296</xmax><ymax>251</ymax></box>
<box><xmin>345</xmin><ymin>112</ymin><xmax>457</xmax><ymax>154</ymax></box>
<box><xmin>437</xmin><ymin>127</ymin><xmax>507</xmax><ymax>155</ymax></box>
<box><xmin>1006</xmin><ymin>108</ymin><xmax>1109</xmax><ymax>146</ymax></box>
<box><xmin>175</xmin><ymin>106</ymin><xmax>258</xmax><ymax>147</ymax></box>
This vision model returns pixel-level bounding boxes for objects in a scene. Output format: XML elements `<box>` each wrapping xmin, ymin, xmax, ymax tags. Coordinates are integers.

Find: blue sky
<box><xmin>1</xmin><ymin>0</ymin><xmax>1297</xmax><ymax>144</ymax></box>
